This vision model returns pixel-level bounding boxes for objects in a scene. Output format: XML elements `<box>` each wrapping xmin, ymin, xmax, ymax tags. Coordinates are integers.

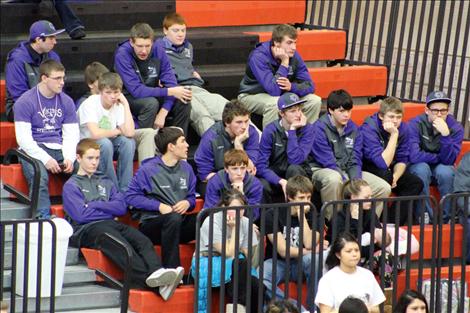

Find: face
<box><xmin>280</xmin><ymin>105</ymin><xmax>302</xmax><ymax>125</ymax></box>
<box><xmin>380</xmin><ymin>111</ymin><xmax>403</xmax><ymax>128</ymax></box>
<box><xmin>288</xmin><ymin>191</ymin><xmax>311</xmax><ymax>214</ymax></box>
<box><xmin>170</xmin><ymin>136</ymin><xmax>189</xmax><ymax>160</ymax></box>
<box><xmin>35</xmin><ymin>36</ymin><xmax>57</xmax><ymax>53</ymax></box>
<box><xmin>77</xmin><ymin>148</ymin><xmax>100</xmax><ymax>176</ymax></box>
<box><xmin>425</xmin><ymin>102</ymin><xmax>449</xmax><ymax>122</ymax></box>
<box><xmin>406</xmin><ymin>298</ymin><xmax>427</xmax><ymax>313</ymax></box>
<box><xmin>337</xmin><ymin>241</ymin><xmax>361</xmax><ymax>268</ymax></box>
<box><xmin>100</xmin><ymin>87</ymin><xmax>121</xmax><ymax>108</ymax></box>
<box><xmin>43</xmin><ymin>70</ymin><xmax>65</xmax><ymax>94</ymax></box>
<box><xmin>350</xmin><ymin>185</ymin><xmax>372</xmax><ymax>210</ymax></box>
<box><xmin>164</xmin><ymin>24</ymin><xmax>187</xmax><ymax>46</ymax></box>
<box><xmin>225</xmin><ymin>164</ymin><xmax>247</xmax><ymax>183</ymax></box>
<box><xmin>276</xmin><ymin>35</ymin><xmax>297</xmax><ymax>57</ymax></box>
<box><xmin>130</xmin><ymin>37</ymin><xmax>153</xmax><ymax>60</ymax></box>
<box><xmin>329</xmin><ymin>107</ymin><xmax>352</xmax><ymax>127</ymax></box>
<box><xmin>225</xmin><ymin>115</ymin><xmax>250</xmax><ymax>137</ymax></box>
<box><xmin>227</xmin><ymin>199</ymin><xmax>245</xmax><ymax>218</ymax></box>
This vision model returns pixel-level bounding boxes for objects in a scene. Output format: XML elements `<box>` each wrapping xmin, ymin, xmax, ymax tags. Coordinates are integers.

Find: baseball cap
<box><xmin>29</xmin><ymin>20</ymin><xmax>65</xmax><ymax>41</ymax></box>
<box><xmin>278</xmin><ymin>92</ymin><xmax>307</xmax><ymax>111</ymax></box>
<box><xmin>426</xmin><ymin>91</ymin><xmax>452</xmax><ymax>106</ymax></box>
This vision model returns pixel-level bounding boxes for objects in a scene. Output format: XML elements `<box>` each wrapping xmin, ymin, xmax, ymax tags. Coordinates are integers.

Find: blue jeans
<box><xmin>20</xmin><ymin>146</ymin><xmax>64</xmax><ymax>219</ymax></box>
<box><xmin>97</xmin><ymin>136</ymin><xmax>135</xmax><ymax>192</ymax></box>
<box><xmin>263</xmin><ymin>250</ymin><xmax>328</xmax><ymax>311</ymax></box>
<box><xmin>409</xmin><ymin>162</ymin><xmax>455</xmax><ymax>222</ymax></box>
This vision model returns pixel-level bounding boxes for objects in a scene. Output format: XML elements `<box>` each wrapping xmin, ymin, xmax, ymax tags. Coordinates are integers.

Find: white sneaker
<box><xmin>226</xmin><ymin>303</ymin><xmax>246</xmax><ymax>313</ymax></box>
<box><xmin>159</xmin><ymin>266</ymin><xmax>184</xmax><ymax>301</ymax></box>
<box><xmin>145</xmin><ymin>268</ymin><xmax>177</xmax><ymax>288</ymax></box>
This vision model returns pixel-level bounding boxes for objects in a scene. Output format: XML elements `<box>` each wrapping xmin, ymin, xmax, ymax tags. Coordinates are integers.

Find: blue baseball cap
<box><xmin>29</xmin><ymin>20</ymin><xmax>65</xmax><ymax>41</ymax></box>
<box><xmin>277</xmin><ymin>92</ymin><xmax>307</xmax><ymax>111</ymax></box>
<box><xmin>426</xmin><ymin>91</ymin><xmax>452</xmax><ymax>106</ymax></box>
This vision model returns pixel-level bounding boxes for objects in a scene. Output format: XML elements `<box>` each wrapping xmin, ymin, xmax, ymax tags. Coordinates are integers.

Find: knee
<box><xmin>286</xmin><ymin>164</ymin><xmax>306</xmax><ymax>178</ymax></box>
<box><xmin>411</xmin><ymin>163</ymin><xmax>432</xmax><ymax>180</ymax></box>
<box><xmin>120</xmin><ymin>137</ymin><xmax>136</xmax><ymax>152</ymax></box>
<box><xmin>98</xmin><ymin>138</ymin><xmax>113</xmax><ymax>155</ymax></box>
<box><xmin>435</xmin><ymin>165</ymin><xmax>455</xmax><ymax>183</ymax></box>
<box><xmin>322</xmin><ymin>171</ymin><xmax>342</xmax><ymax>186</ymax></box>
<box><xmin>165</xmin><ymin>212</ymin><xmax>183</xmax><ymax>227</ymax></box>
<box><xmin>140</xmin><ymin>97</ymin><xmax>159</xmax><ymax>112</ymax></box>
<box><xmin>302</xmin><ymin>94</ymin><xmax>321</xmax><ymax>106</ymax></box>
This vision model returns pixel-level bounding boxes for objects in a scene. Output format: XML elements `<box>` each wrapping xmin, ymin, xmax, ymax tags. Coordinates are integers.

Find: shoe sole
<box><xmin>146</xmin><ymin>270</ymin><xmax>177</xmax><ymax>288</ymax></box>
<box><xmin>160</xmin><ymin>268</ymin><xmax>184</xmax><ymax>301</ymax></box>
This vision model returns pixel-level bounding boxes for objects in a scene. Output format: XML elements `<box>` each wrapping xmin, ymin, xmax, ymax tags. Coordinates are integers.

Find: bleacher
<box><xmin>1</xmin><ymin>1</ymin><xmax>469</xmax><ymax>312</ymax></box>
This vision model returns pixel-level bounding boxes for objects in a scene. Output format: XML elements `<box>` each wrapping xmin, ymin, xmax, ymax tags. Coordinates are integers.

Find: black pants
<box><xmin>77</xmin><ymin>220</ymin><xmax>162</xmax><ymax>289</ymax></box>
<box><xmin>139</xmin><ymin>212</ymin><xmax>197</xmax><ymax>268</ymax></box>
<box><xmin>225</xmin><ymin>258</ymin><xmax>262</xmax><ymax>313</ymax></box>
<box><xmin>126</xmin><ymin>95</ymin><xmax>191</xmax><ymax>136</ymax></box>
<box><xmin>363</xmin><ymin>164</ymin><xmax>424</xmax><ymax>225</ymax></box>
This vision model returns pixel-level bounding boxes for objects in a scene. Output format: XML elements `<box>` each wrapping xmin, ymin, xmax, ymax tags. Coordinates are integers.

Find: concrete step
<box><xmin>3</xmin><ymin>283</ymin><xmax>122</xmax><ymax>312</ymax></box>
<box><xmin>3</xmin><ymin>246</ymin><xmax>79</xmax><ymax>270</ymax></box>
<box><xmin>0</xmin><ymin>198</ymin><xmax>31</xmax><ymax>220</ymax></box>
<box><xmin>3</xmin><ymin>264</ymin><xmax>95</xmax><ymax>289</ymax></box>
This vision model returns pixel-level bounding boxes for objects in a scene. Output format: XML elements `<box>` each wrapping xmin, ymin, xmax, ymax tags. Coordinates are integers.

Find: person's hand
<box><xmin>117</xmin><ymin>93</ymin><xmax>129</xmax><ymax>106</ymax></box>
<box><xmin>45</xmin><ymin>158</ymin><xmax>61</xmax><ymax>174</ymax></box>
<box><xmin>290</xmin><ymin>111</ymin><xmax>307</xmax><ymax>130</ymax></box>
<box><xmin>383</xmin><ymin>121</ymin><xmax>399</xmax><ymax>135</ymax></box>
<box><xmin>62</xmin><ymin>159</ymin><xmax>74</xmax><ymax>174</ymax></box>
<box><xmin>279</xmin><ymin>179</ymin><xmax>288</xmax><ymax>198</ymax></box>
<box><xmin>153</xmin><ymin>109</ymin><xmax>168</xmax><ymax>129</ymax></box>
<box><xmin>391</xmin><ymin>173</ymin><xmax>398</xmax><ymax>188</ymax></box>
<box><xmin>315</xmin><ymin>240</ymin><xmax>329</xmax><ymax>252</ymax></box>
<box><xmin>159</xmin><ymin>203</ymin><xmax>173</xmax><ymax>214</ymax></box>
<box><xmin>276</xmin><ymin>77</ymin><xmax>292</xmax><ymax>91</ymax></box>
<box><xmin>432</xmin><ymin>117</ymin><xmax>450</xmax><ymax>136</ymax></box>
<box><xmin>168</xmin><ymin>86</ymin><xmax>192</xmax><ymax>103</ymax></box>
<box><xmin>234</xmin><ymin>127</ymin><xmax>250</xmax><ymax>146</ymax></box>
<box><xmin>193</xmin><ymin>71</ymin><xmax>202</xmax><ymax>79</ymax></box>
<box><xmin>231</xmin><ymin>181</ymin><xmax>244</xmax><ymax>193</ymax></box>
<box><xmin>113</xmin><ymin>128</ymin><xmax>122</xmax><ymax>138</ymax></box>
<box><xmin>271</xmin><ymin>46</ymin><xmax>289</xmax><ymax>64</ymax></box>
<box><xmin>247</xmin><ymin>159</ymin><xmax>257</xmax><ymax>175</ymax></box>
<box><xmin>173</xmin><ymin>200</ymin><xmax>190</xmax><ymax>214</ymax></box>
<box><xmin>227</xmin><ymin>214</ymin><xmax>237</xmax><ymax>228</ymax></box>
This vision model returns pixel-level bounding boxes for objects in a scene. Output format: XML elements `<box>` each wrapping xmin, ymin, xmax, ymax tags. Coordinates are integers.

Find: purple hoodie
<box><xmin>360</xmin><ymin>113</ymin><xmax>410</xmax><ymax>169</ymax></box>
<box><xmin>409</xmin><ymin>113</ymin><xmax>463</xmax><ymax>165</ymax></box>
<box><xmin>114</xmin><ymin>40</ymin><xmax>177</xmax><ymax>111</ymax></box>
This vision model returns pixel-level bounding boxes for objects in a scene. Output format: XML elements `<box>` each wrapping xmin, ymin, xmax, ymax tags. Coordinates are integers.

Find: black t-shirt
<box><xmin>264</xmin><ymin>207</ymin><xmax>319</xmax><ymax>259</ymax></box>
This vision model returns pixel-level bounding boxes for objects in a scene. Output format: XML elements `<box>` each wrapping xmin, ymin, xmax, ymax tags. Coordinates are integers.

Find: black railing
<box><xmin>0</xmin><ymin>219</ymin><xmax>57</xmax><ymax>313</ymax></box>
<box><xmin>305</xmin><ymin>0</ymin><xmax>470</xmax><ymax>133</ymax></box>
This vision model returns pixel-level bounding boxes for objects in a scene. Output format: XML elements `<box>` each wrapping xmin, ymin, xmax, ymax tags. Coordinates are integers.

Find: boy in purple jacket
<box><xmin>114</xmin><ymin>23</ymin><xmax>191</xmax><ymax>134</ymax></box>
<box><xmin>63</xmin><ymin>138</ymin><xmax>183</xmax><ymax>301</ymax></box>
<box><xmin>204</xmin><ymin>149</ymin><xmax>263</xmax><ymax>219</ymax></box>
<box><xmin>360</xmin><ymin>97</ymin><xmax>423</xmax><ymax>224</ymax></box>
<box><xmin>238</xmin><ymin>24</ymin><xmax>321</xmax><ymax>128</ymax></box>
<box><xmin>409</xmin><ymin>91</ymin><xmax>463</xmax><ymax>222</ymax></box>
<box><xmin>310</xmin><ymin>90</ymin><xmax>391</xmax><ymax>220</ymax></box>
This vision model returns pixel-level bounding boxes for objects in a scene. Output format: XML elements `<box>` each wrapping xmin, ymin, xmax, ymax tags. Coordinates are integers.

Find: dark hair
<box><xmin>286</xmin><ymin>175</ymin><xmax>313</xmax><ymax>200</ymax></box>
<box><xmin>222</xmin><ymin>99</ymin><xmax>250</xmax><ymax>126</ymax></box>
<box><xmin>84</xmin><ymin>61</ymin><xmax>109</xmax><ymax>85</ymax></box>
<box><xmin>39</xmin><ymin>59</ymin><xmax>65</xmax><ymax>78</ymax></box>
<box><xmin>394</xmin><ymin>290</ymin><xmax>429</xmax><ymax>313</ymax></box>
<box><xmin>325</xmin><ymin>232</ymin><xmax>359</xmax><ymax>270</ymax></box>
<box><xmin>342</xmin><ymin>179</ymin><xmax>370</xmax><ymax>200</ymax></box>
<box><xmin>272</xmin><ymin>24</ymin><xmax>297</xmax><ymax>43</ymax></box>
<box><xmin>327</xmin><ymin>89</ymin><xmax>353</xmax><ymax>112</ymax></box>
<box><xmin>154</xmin><ymin>127</ymin><xmax>185</xmax><ymax>155</ymax></box>
<box><xmin>130</xmin><ymin>22</ymin><xmax>155</xmax><ymax>41</ymax></box>
<box><xmin>265</xmin><ymin>299</ymin><xmax>300</xmax><ymax>313</ymax></box>
<box><xmin>76</xmin><ymin>138</ymin><xmax>100</xmax><ymax>157</ymax></box>
<box><xmin>338</xmin><ymin>297</ymin><xmax>368</xmax><ymax>313</ymax></box>
<box><xmin>216</xmin><ymin>188</ymin><xmax>248</xmax><ymax>207</ymax></box>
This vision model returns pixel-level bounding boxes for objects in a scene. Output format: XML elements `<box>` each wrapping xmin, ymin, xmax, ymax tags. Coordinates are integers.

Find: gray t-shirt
<box><xmin>199</xmin><ymin>211</ymin><xmax>258</xmax><ymax>255</ymax></box>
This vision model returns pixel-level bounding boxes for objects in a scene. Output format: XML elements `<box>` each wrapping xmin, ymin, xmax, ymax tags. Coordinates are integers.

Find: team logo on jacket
<box><xmin>179</xmin><ymin>177</ymin><xmax>187</xmax><ymax>189</ymax></box>
<box><xmin>288</xmin><ymin>66</ymin><xmax>294</xmax><ymax>76</ymax></box>
<box><xmin>97</xmin><ymin>184</ymin><xmax>107</xmax><ymax>197</ymax></box>
<box><xmin>183</xmin><ymin>48</ymin><xmax>191</xmax><ymax>58</ymax></box>
<box><xmin>147</xmin><ymin>66</ymin><xmax>158</xmax><ymax>78</ymax></box>
<box><xmin>345</xmin><ymin>136</ymin><xmax>354</xmax><ymax>148</ymax></box>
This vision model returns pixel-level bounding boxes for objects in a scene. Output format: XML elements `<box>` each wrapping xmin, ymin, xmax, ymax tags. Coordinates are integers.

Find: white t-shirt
<box><xmin>77</xmin><ymin>94</ymin><xmax>125</xmax><ymax>139</ymax></box>
<box><xmin>314</xmin><ymin>266</ymin><xmax>385</xmax><ymax>309</ymax></box>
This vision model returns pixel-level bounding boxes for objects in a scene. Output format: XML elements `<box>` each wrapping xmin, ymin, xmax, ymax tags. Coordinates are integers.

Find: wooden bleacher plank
<box><xmin>309</xmin><ymin>65</ymin><xmax>388</xmax><ymax>99</ymax></box>
<box><xmin>245</xmin><ymin>30</ymin><xmax>347</xmax><ymax>61</ymax></box>
<box><xmin>176</xmin><ymin>0</ymin><xmax>305</xmax><ymax>27</ymax></box>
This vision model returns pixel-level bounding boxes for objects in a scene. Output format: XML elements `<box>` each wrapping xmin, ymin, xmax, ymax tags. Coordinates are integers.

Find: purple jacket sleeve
<box><xmin>203</xmin><ymin>175</ymin><xmax>222</xmax><ymax>209</ymax></box>
<box><xmin>125</xmin><ymin>167</ymin><xmax>161</xmax><ymax>212</ymax></box>
<box><xmin>289</xmin><ymin>53</ymin><xmax>315</xmax><ymax>97</ymax></box>
<box><xmin>360</xmin><ymin>122</ymin><xmax>389</xmax><ymax>169</ymax></box>
<box><xmin>349</xmin><ymin>130</ymin><xmax>363</xmax><ymax>179</ymax></box>
<box><xmin>311</xmin><ymin>122</ymin><xmax>340</xmax><ymax>171</ymax></box>
<box><xmin>245</xmin><ymin>125</ymin><xmax>260</xmax><ymax>164</ymax></box>
<box><xmin>256</xmin><ymin>125</ymin><xmax>282</xmax><ymax>184</ymax></box>
<box><xmin>194</xmin><ymin>130</ymin><xmax>216</xmax><ymax>181</ymax></box>
<box><xmin>246</xmin><ymin>177</ymin><xmax>263</xmax><ymax>205</ymax></box>
<box><xmin>408</xmin><ymin>118</ymin><xmax>439</xmax><ymax>164</ymax></box>
<box><xmin>395</xmin><ymin>123</ymin><xmax>410</xmax><ymax>164</ymax></box>
<box><xmin>439</xmin><ymin>118</ymin><xmax>464</xmax><ymax>165</ymax></box>
<box><xmin>286</xmin><ymin>124</ymin><xmax>314</xmax><ymax>164</ymax></box>
<box><xmin>186</xmin><ymin>164</ymin><xmax>197</xmax><ymax>210</ymax></box>
<box><xmin>151</xmin><ymin>43</ymin><xmax>178</xmax><ymax>111</ymax></box>
<box><xmin>248</xmin><ymin>50</ymin><xmax>288</xmax><ymax>96</ymax></box>
<box><xmin>62</xmin><ymin>180</ymin><xmax>125</xmax><ymax>224</ymax></box>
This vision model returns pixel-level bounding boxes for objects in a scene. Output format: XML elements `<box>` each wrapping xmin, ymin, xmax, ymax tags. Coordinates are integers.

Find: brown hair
<box><xmin>76</xmin><ymin>138</ymin><xmax>100</xmax><ymax>157</ymax></box>
<box><xmin>286</xmin><ymin>175</ymin><xmax>313</xmax><ymax>200</ymax></box>
<box><xmin>222</xmin><ymin>99</ymin><xmax>250</xmax><ymax>126</ymax></box>
<box><xmin>379</xmin><ymin>97</ymin><xmax>403</xmax><ymax>116</ymax></box>
<box><xmin>98</xmin><ymin>72</ymin><xmax>123</xmax><ymax>91</ymax></box>
<box><xmin>224</xmin><ymin>149</ymin><xmax>249</xmax><ymax>167</ymax></box>
<box><xmin>130</xmin><ymin>23</ymin><xmax>155</xmax><ymax>41</ymax></box>
<box><xmin>342</xmin><ymin>179</ymin><xmax>370</xmax><ymax>200</ymax></box>
<box><xmin>84</xmin><ymin>62</ymin><xmax>109</xmax><ymax>86</ymax></box>
<box><xmin>272</xmin><ymin>24</ymin><xmax>297</xmax><ymax>43</ymax></box>
<box><xmin>39</xmin><ymin>59</ymin><xmax>65</xmax><ymax>78</ymax></box>
<box><xmin>163</xmin><ymin>12</ymin><xmax>186</xmax><ymax>29</ymax></box>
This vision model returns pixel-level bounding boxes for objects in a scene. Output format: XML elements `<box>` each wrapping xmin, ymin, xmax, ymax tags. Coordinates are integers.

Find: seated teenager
<box><xmin>63</xmin><ymin>138</ymin><xmax>183</xmax><ymax>301</ymax></box>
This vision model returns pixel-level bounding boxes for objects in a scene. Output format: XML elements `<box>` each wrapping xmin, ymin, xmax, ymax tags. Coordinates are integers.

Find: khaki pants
<box><xmin>311</xmin><ymin>168</ymin><xmax>391</xmax><ymax>219</ymax></box>
<box><xmin>238</xmin><ymin>92</ymin><xmax>322</xmax><ymax>128</ymax></box>
<box><xmin>190</xmin><ymin>86</ymin><xmax>227</xmax><ymax>136</ymax></box>
<box><xmin>134</xmin><ymin>128</ymin><xmax>158</xmax><ymax>165</ymax></box>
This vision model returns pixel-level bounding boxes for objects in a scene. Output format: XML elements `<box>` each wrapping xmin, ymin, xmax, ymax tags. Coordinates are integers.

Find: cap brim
<box><xmin>46</xmin><ymin>29</ymin><xmax>66</xmax><ymax>37</ymax></box>
<box><xmin>282</xmin><ymin>98</ymin><xmax>307</xmax><ymax>109</ymax></box>
<box><xmin>427</xmin><ymin>97</ymin><xmax>451</xmax><ymax>105</ymax></box>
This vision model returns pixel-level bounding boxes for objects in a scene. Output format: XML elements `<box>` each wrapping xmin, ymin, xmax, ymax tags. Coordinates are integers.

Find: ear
<box><xmin>335</xmin><ymin>252</ymin><xmax>341</xmax><ymax>260</ymax></box>
<box><xmin>163</xmin><ymin>28</ymin><xmax>168</xmax><ymax>36</ymax></box>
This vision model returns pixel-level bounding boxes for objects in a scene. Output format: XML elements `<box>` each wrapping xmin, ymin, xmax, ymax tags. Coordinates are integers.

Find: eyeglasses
<box><xmin>429</xmin><ymin>108</ymin><xmax>448</xmax><ymax>114</ymax></box>
<box><xmin>48</xmin><ymin>76</ymin><xmax>66</xmax><ymax>82</ymax></box>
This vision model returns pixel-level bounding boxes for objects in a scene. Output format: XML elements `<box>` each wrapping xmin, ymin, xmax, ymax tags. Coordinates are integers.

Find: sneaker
<box><xmin>159</xmin><ymin>266</ymin><xmax>184</xmax><ymax>301</ymax></box>
<box><xmin>226</xmin><ymin>303</ymin><xmax>246</xmax><ymax>313</ymax></box>
<box><xmin>145</xmin><ymin>268</ymin><xmax>176</xmax><ymax>288</ymax></box>
<box><xmin>69</xmin><ymin>28</ymin><xmax>86</xmax><ymax>40</ymax></box>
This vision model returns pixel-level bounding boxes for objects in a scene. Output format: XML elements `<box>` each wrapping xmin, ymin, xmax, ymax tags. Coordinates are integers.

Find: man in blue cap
<box><xmin>5</xmin><ymin>20</ymin><xmax>64</xmax><ymax>122</ymax></box>
<box><xmin>256</xmin><ymin>92</ymin><xmax>315</xmax><ymax>202</ymax></box>
<box><xmin>408</xmin><ymin>91</ymin><xmax>463</xmax><ymax>223</ymax></box>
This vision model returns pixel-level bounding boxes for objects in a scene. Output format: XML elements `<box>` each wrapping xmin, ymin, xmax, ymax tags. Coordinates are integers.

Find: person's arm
<box><xmin>286</xmin><ymin>123</ymin><xmax>315</xmax><ymax>164</ymax></box>
<box><xmin>202</xmin><ymin>176</ymin><xmax>221</xmax><ymax>209</ymax></box>
<box><xmin>360</xmin><ymin>122</ymin><xmax>389</xmax><ymax>169</ymax></box>
<box><xmin>125</xmin><ymin>167</ymin><xmax>162</xmax><ymax>212</ymax></box>
<box><xmin>392</xmin><ymin>162</ymin><xmax>406</xmax><ymax>187</ymax></box>
<box><xmin>15</xmin><ymin>121</ymin><xmax>52</xmax><ymax>165</ymax></box>
<box><xmin>408</xmin><ymin>118</ymin><xmax>439</xmax><ymax>164</ymax></box>
<box><xmin>248</xmin><ymin>50</ymin><xmax>287</xmax><ymax>96</ymax></box>
<box><xmin>311</xmin><ymin>122</ymin><xmax>342</xmax><ymax>172</ymax></box>
<box><xmin>243</xmin><ymin>125</ymin><xmax>260</xmax><ymax>164</ymax></box>
<box><xmin>117</xmin><ymin>94</ymin><xmax>135</xmax><ymax>138</ymax></box>
<box><xmin>79</xmin><ymin>99</ymin><xmax>121</xmax><ymax>139</ymax></box>
<box><xmin>318</xmin><ymin>304</ymin><xmax>336</xmax><ymax>313</ymax></box>
<box><xmin>381</xmin><ymin>132</ymin><xmax>399</xmax><ymax>167</ymax></box>
<box><xmin>5</xmin><ymin>57</ymin><xmax>29</xmax><ymax>101</ymax></box>
<box><xmin>194</xmin><ymin>132</ymin><xmax>217</xmax><ymax>181</ymax></box>
<box><xmin>267</xmin><ymin>233</ymin><xmax>306</xmax><ymax>258</ymax></box>
<box><xmin>346</xmin><ymin>128</ymin><xmax>363</xmax><ymax>179</ymax></box>
<box><xmin>256</xmin><ymin>126</ymin><xmax>282</xmax><ymax>185</ymax></box>
<box><xmin>439</xmin><ymin>118</ymin><xmax>464</xmax><ymax>165</ymax></box>
<box><xmin>290</xmin><ymin>54</ymin><xmax>315</xmax><ymax>96</ymax></box>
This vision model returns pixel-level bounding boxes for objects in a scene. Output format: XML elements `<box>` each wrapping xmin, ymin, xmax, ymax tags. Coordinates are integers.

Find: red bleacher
<box><xmin>0</xmin><ymin>79</ymin><xmax>5</xmax><ymax>114</ymax></box>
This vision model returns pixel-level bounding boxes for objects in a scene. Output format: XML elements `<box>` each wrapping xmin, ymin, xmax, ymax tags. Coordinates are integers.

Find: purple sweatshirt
<box><xmin>408</xmin><ymin>113</ymin><xmax>463</xmax><ymax>165</ymax></box>
<box><xmin>238</xmin><ymin>41</ymin><xmax>315</xmax><ymax>96</ymax></box>
<box><xmin>114</xmin><ymin>40</ymin><xmax>177</xmax><ymax>111</ymax></box>
<box><xmin>360</xmin><ymin>113</ymin><xmax>410</xmax><ymax>169</ymax></box>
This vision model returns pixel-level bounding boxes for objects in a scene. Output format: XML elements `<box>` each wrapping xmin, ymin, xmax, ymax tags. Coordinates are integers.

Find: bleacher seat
<box><xmin>0</xmin><ymin>79</ymin><xmax>5</xmax><ymax>114</ymax></box>
<box><xmin>407</xmin><ymin>224</ymin><xmax>463</xmax><ymax>260</ymax></box>
<box><xmin>0</xmin><ymin>122</ymin><xmax>16</xmax><ymax>155</ymax></box>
